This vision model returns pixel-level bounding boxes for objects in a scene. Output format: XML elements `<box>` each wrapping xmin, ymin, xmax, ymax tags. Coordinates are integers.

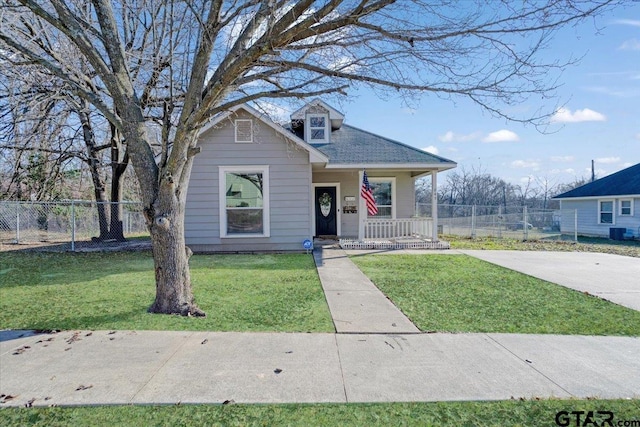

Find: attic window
<box><xmin>306</xmin><ymin>113</ymin><xmax>329</xmax><ymax>143</ymax></box>
<box><xmin>235</xmin><ymin>119</ymin><xmax>253</xmax><ymax>143</ymax></box>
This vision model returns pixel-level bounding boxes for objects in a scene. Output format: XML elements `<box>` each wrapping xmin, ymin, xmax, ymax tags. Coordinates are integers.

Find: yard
<box><xmin>1</xmin><ymin>399</ymin><xmax>639</xmax><ymax>426</ymax></box>
<box><xmin>0</xmin><ymin>251</ymin><xmax>334</xmax><ymax>332</ymax></box>
<box><xmin>351</xmin><ymin>254</ymin><xmax>640</xmax><ymax>336</ymax></box>
<box><xmin>2</xmin><ymin>241</ymin><xmax>640</xmax><ymax>335</ymax></box>
<box><xmin>2</xmin><ymin>245</ymin><xmax>639</xmax><ymax>425</ymax></box>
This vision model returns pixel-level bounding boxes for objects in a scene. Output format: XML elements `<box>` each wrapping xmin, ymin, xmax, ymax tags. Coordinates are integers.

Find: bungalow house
<box><xmin>553</xmin><ymin>162</ymin><xmax>640</xmax><ymax>239</ymax></box>
<box><xmin>185</xmin><ymin>99</ymin><xmax>456</xmax><ymax>252</ymax></box>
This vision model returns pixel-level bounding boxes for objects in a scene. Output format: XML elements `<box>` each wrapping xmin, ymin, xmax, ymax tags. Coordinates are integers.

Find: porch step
<box><xmin>339</xmin><ymin>239</ymin><xmax>450</xmax><ymax>250</ymax></box>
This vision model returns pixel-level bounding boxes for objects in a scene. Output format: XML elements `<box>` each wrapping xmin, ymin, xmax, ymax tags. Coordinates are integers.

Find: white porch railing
<box><xmin>362</xmin><ymin>217</ymin><xmax>433</xmax><ymax>239</ymax></box>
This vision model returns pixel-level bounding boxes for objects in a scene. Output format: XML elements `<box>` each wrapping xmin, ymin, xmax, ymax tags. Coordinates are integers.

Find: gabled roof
<box><xmin>199</xmin><ymin>104</ymin><xmax>328</xmax><ymax>164</ymax></box>
<box><xmin>290</xmin><ymin>98</ymin><xmax>344</xmax><ymax>129</ymax></box>
<box><xmin>290</xmin><ymin>122</ymin><xmax>456</xmax><ymax>170</ymax></box>
<box><xmin>554</xmin><ymin>163</ymin><xmax>640</xmax><ymax>199</ymax></box>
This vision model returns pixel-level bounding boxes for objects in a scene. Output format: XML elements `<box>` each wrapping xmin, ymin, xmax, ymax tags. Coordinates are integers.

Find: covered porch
<box><xmin>312</xmin><ymin>167</ymin><xmax>450</xmax><ymax>250</ymax></box>
<box><xmin>340</xmin><ymin>216</ymin><xmax>450</xmax><ymax>249</ymax></box>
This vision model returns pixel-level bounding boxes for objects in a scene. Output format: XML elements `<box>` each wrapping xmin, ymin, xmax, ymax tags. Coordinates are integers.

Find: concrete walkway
<box><xmin>1</xmin><ymin>248</ymin><xmax>640</xmax><ymax>407</ymax></box>
<box><xmin>313</xmin><ymin>247</ymin><xmax>419</xmax><ymax>333</ymax></box>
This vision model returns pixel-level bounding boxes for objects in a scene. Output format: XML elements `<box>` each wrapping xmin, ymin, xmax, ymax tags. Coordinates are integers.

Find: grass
<box><xmin>0</xmin><ymin>251</ymin><xmax>333</xmax><ymax>332</ymax></box>
<box><xmin>445</xmin><ymin>234</ymin><xmax>640</xmax><ymax>258</ymax></box>
<box><xmin>351</xmin><ymin>254</ymin><xmax>640</xmax><ymax>336</ymax></box>
<box><xmin>1</xmin><ymin>400</ymin><xmax>638</xmax><ymax>426</ymax></box>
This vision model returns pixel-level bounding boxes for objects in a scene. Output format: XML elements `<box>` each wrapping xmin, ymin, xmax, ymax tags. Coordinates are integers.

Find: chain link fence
<box><xmin>0</xmin><ymin>200</ymin><xmax>149</xmax><ymax>250</ymax></box>
<box><xmin>417</xmin><ymin>203</ymin><xmax>578</xmax><ymax>241</ymax></box>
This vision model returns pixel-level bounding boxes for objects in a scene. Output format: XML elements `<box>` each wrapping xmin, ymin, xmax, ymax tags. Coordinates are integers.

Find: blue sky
<box><xmin>331</xmin><ymin>2</ymin><xmax>640</xmax><ymax>188</ymax></box>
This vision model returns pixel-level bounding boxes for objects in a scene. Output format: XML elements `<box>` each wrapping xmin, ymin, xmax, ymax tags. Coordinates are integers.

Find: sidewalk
<box><xmin>1</xmin><ymin>247</ymin><xmax>640</xmax><ymax>407</ymax></box>
<box><xmin>1</xmin><ymin>330</ymin><xmax>639</xmax><ymax>406</ymax></box>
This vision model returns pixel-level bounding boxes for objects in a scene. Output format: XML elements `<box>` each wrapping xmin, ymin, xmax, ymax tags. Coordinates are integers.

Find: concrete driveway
<box><xmin>460</xmin><ymin>250</ymin><xmax>640</xmax><ymax>312</ymax></box>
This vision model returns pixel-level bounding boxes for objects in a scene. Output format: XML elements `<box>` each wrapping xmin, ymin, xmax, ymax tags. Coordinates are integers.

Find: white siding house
<box><xmin>553</xmin><ymin>163</ymin><xmax>640</xmax><ymax>239</ymax></box>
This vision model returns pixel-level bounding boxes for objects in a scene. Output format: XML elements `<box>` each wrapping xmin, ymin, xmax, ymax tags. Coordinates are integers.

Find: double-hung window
<box><xmin>619</xmin><ymin>199</ymin><xmax>633</xmax><ymax>216</ymax></box>
<box><xmin>367</xmin><ymin>178</ymin><xmax>396</xmax><ymax>218</ymax></box>
<box><xmin>598</xmin><ymin>200</ymin><xmax>614</xmax><ymax>224</ymax></box>
<box><xmin>219</xmin><ymin>166</ymin><xmax>270</xmax><ymax>237</ymax></box>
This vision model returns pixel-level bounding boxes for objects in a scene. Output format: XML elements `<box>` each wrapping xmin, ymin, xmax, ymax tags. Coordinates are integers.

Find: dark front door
<box><xmin>315</xmin><ymin>186</ymin><xmax>337</xmax><ymax>236</ymax></box>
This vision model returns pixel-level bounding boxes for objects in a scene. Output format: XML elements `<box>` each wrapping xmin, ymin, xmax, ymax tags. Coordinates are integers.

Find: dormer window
<box><xmin>306</xmin><ymin>113</ymin><xmax>329</xmax><ymax>143</ymax></box>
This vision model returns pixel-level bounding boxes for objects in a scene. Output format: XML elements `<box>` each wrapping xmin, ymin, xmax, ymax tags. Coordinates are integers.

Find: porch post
<box><xmin>358</xmin><ymin>170</ymin><xmax>364</xmax><ymax>240</ymax></box>
<box><xmin>431</xmin><ymin>171</ymin><xmax>438</xmax><ymax>242</ymax></box>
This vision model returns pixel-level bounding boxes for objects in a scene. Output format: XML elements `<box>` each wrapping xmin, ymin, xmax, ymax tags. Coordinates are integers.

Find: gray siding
<box><xmin>312</xmin><ymin>170</ymin><xmax>416</xmax><ymax>238</ymax></box>
<box><xmin>185</xmin><ymin>110</ymin><xmax>313</xmax><ymax>252</ymax></box>
<box><xmin>559</xmin><ymin>197</ymin><xmax>640</xmax><ymax>238</ymax></box>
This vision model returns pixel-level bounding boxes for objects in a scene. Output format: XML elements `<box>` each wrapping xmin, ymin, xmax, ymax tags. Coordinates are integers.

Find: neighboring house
<box><xmin>185</xmin><ymin>99</ymin><xmax>456</xmax><ymax>252</ymax></box>
<box><xmin>553</xmin><ymin>162</ymin><xmax>640</xmax><ymax>239</ymax></box>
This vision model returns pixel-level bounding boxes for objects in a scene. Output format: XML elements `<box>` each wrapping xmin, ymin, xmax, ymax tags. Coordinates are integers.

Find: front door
<box><xmin>315</xmin><ymin>186</ymin><xmax>337</xmax><ymax>237</ymax></box>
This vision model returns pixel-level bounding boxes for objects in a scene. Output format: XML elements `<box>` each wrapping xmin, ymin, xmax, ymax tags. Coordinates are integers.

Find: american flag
<box><xmin>361</xmin><ymin>170</ymin><xmax>378</xmax><ymax>216</ymax></box>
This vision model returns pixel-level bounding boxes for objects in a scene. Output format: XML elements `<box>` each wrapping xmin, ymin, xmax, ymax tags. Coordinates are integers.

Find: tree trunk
<box><xmin>146</xmin><ymin>185</ymin><xmax>204</xmax><ymax>317</ymax></box>
<box><xmin>109</xmin><ymin>125</ymin><xmax>128</xmax><ymax>242</ymax></box>
<box><xmin>79</xmin><ymin>106</ymin><xmax>110</xmax><ymax>240</ymax></box>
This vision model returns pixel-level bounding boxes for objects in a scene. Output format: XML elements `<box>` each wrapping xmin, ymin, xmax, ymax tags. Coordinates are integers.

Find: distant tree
<box><xmin>0</xmin><ymin>0</ymin><xmax>617</xmax><ymax>316</ymax></box>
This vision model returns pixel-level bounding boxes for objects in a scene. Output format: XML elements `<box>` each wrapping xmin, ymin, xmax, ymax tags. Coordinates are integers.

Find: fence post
<box><xmin>15</xmin><ymin>201</ymin><xmax>20</xmax><ymax>244</ymax></box>
<box><xmin>71</xmin><ymin>200</ymin><xmax>76</xmax><ymax>251</ymax></box>
<box><xmin>497</xmin><ymin>205</ymin><xmax>502</xmax><ymax>238</ymax></box>
<box><xmin>471</xmin><ymin>205</ymin><xmax>476</xmax><ymax>238</ymax></box>
<box><xmin>523</xmin><ymin>206</ymin><xmax>529</xmax><ymax>240</ymax></box>
<box><xmin>574</xmin><ymin>209</ymin><xmax>578</xmax><ymax>242</ymax></box>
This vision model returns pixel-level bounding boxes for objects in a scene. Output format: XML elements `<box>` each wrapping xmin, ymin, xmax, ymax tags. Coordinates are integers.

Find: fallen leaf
<box><xmin>75</xmin><ymin>385</ymin><xmax>93</xmax><ymax>391</ymax></box>
<box><xmin>201</xmin><ymin>339</ymin><xmax>208</xmax><ymax>345</ymax></box>
<box><xmin>12</xmin><ymin>345</ymin><xmax>30</xmax><ymax>355</ymax></box>
<box><xmin>25</xmin><ymin>398</ymin><xmax>35</xmax><ymax>407</ymax></box>
<box><xmin>222</xmin><ymin>399</ymin><xmax>235</xmax><ymax>405</ymax></box>
<box><xmin>66</xmin><ymin>332</ymin><xmax>81</xmax><ymax>344</ymax></box>
<box><xmin>274</xmin><ymin>368</ymin><xmax>283</xmax><ymax>374</ymax></box>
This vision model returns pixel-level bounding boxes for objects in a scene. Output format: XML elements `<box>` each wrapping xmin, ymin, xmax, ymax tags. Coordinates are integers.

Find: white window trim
<box><xmin>619</xmin><ymin>199</ymin><xmax>634</xmax><ymax>216</ymax></box>
<box><xmin>368</xmin><ymin>177</ymin><xmax>396</xmax><ymax>219</ymax></box>
<box><xmin>219</xmin><ymin>165</ymin><xmax>270</xmax><ymax>238</ymax></box>
<box><xmin>305</xmin><ymin>113</ymin><xmax>329</xmax><ymax>143</ymax></box>
<box><xmin>234</xmin><ymin>119</ymin><xmax>253</xmax><ymax>143</ymax></box>
<box><xmin>598</xmin><ymin>199</ymin><xmax>615</xmax><ymax>225</ymax></box>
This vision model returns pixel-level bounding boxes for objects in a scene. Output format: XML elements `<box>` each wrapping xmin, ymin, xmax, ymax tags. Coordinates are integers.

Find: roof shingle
<box><xmin>554</xmin><ymin>163</ymin><xmax>640</xmax><ymax>198</ymax></box>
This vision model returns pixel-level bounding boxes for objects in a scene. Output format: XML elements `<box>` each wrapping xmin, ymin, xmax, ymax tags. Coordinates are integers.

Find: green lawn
<box><xmin>1</xmin><ymin>400</ymin><xmax>638</xmax><ymax>427</ymax></box>
<box><xmin>351</xmin><ymin>254</ymin><xmax>640</xmax><ymax>336</ymax></box>
<box><xmin>0</xmin><ymin>251</ymin><xmax>334</xmax><ymax>332</ymax></box>
<box><xmin>446</xmin><ymin>235</ymin><xmax>640</xmax><ymax>258</ymax></box>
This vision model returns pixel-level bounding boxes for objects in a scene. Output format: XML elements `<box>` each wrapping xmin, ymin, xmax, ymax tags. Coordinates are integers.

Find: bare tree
<box><xmin>0</xmin><ymin>0</ymin><xmax>617</xmax><ymax>316</ymax></box>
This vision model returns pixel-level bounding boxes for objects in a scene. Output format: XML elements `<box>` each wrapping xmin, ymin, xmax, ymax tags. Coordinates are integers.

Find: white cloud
<box><xmin>635</xmin><ymin>133</ymin><xmax>640</xmax><ymax>141</ymax></box>
<box><xmin>614</xmin><ymin>19</ymin><xmax>640</xmax><ymax>27</ymax></box>
<box><xmin>511</xmin><ymin>160</ymin><xmax>539</xmax><ymax>169</ymax></box>
<box><xmin>422</xmin><ymin>145</ymin><xmax>439</xmax><ymax>155</ymax></box>
<box><xmin>482</xmin><ymin>129</ymin><xmax>519</xmax><ymax>143</ymax></box>
<box><xmin>438</xmin><ymin>131</ymin><xmax>480</xmax><ymax>142</ymax></box>
<box><xmin>595</xmin><ymin>157</ymin><xmax>621</xmax><ymax>164</ymax></box>
<box><xmin>550</xmin><ymin>155</ymin><xmax>574</xmax><ymax>163</ymax></box>
<box><xmin>619</xmin><ymin>38</ymin><xmax>640</xmax><ymax>51</ymax></box>
<box><xmin>551</xmin><ymin>108</ymin><xmax>606</xmax><ymax>123</ymax></box>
